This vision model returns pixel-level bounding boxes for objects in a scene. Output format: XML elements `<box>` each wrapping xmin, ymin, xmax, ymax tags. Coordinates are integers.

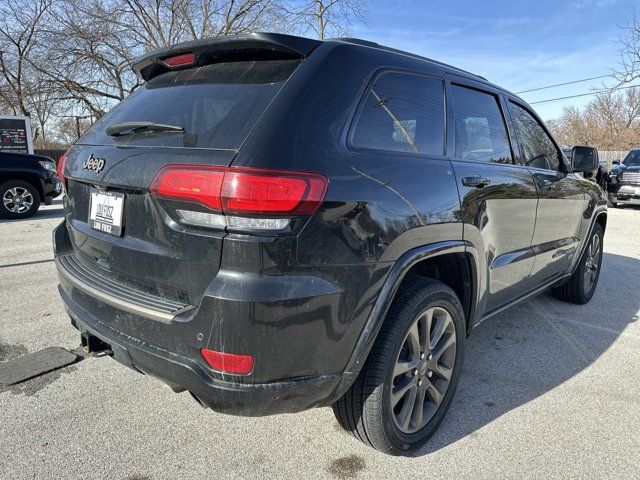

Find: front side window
<box><xmin>509</xmin><ymin>102</ymin><xmax>561</xmax><ymax>171</ymax></box>
<box><xmin>451</xmin><ymin>85</ymin><xmax>513</xmax><ymax>164</ymax></box>
<box><xmin>351</xmin><ymin>72</ymin><xmax>445</xmax><ymax>156</ymax></box>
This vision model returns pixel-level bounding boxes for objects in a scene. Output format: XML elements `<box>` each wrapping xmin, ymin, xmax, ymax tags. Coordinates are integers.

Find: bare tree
<box><xmin>51</xmin><ymin>115</ymin><xmax>93</xmax><ymax>145</ymax></box>
<box><xmin>0</xmin><ymin>0</ymin><xmax>366</xmax><ymax>146</ymax></box>
<box><xmin>39</xmin><ymin>0</ymin><xmax>290</xmax><ymax>117</ymax></box>
<box><xmin>24</xmin><ymin>68</ymin><xmax>61</xmax><ymax>144</ymax></box>
<box><xmin>616</xmin><ymin>10</ymin><xmax>640</xmax><ymax>85</ymax></box>
<box><xmin>549</xmin><ymin>88</ymin><xmax>640</xmax><ymax>150</ymax></box>
<box><xmin>41</xmin><ymin>0</ymin><xmax>141</xmax><ymax>118</ymax></box>
<box><xmin>290</xmin><ymin>0</ymin><xmax>366</xmax><ymax>39</ymax></box>
<box><xmin>173</xmin><ymin>0</ymin><xmax>289</xmax><ymax>40</ymax></box>
<box><xmin>0</xmin><ymin>0</ymin><xmax>53</xmax><ymax>115</ymax></box>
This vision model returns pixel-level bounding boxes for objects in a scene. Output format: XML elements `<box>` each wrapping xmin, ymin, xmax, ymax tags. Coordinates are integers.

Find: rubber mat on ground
<box><xmin>0</xmin><ymin>347</ymin><xmax>79</xmax><ymax>385</ymax></box>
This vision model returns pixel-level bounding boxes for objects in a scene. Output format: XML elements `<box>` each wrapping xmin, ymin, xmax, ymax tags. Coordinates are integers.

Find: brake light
<box><xmin>150</xmin><ymin>165</ymin><xmax>225</xmax><ymax>210</ymax></box>
<box><xmin>161</xmin><ymin>52</ymin><xmax>196</xmax><ymax>67</ymax></box>
<box><xmin>200</xmin><ymin>348</ymin><xmax>254</xmax><ymax>375</ymax></box>
<box><xmin>221</xmin><ymin>169</ymin><xmax>327</xmax><ymax>214</ymax></box>
<box><xmin>150</xmin><ymin>165</ymin><xmax>328</xmax><ymax>216</ymax></box>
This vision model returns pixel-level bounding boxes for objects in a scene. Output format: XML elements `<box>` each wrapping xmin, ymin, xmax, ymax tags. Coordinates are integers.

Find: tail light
<box><xmin>200</xmin><ymin>348</ymin><xmax>254</xmax><ymax>375</ymax></box>
<box><xmin>150</xmin><ymin>165</ymin><xmax>328</xmax><ymax>231</ymax></box>
<box><xmin>221</xmin><ymin>169</ymin><xmax>327</xmax><ymax>215</ymax></box>
<box><xmin>57</xmin><ymin>153</ymin><xmax>67</xmax><ymax>190</ymax></box>
<box><xmin>150</xmin><ymin>165</ymin><xmax>225</xmax><ymax>210</ymax></box>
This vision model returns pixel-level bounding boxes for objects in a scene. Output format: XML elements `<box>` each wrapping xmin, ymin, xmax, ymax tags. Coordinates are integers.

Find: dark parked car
<box><xmin>53</xmin><ymin>33</ymin><xmax>607</xmax><ymax>455</ymax></box>
<box><xmin>607</xmin><ymin>149</ymin><xmax>640</xmax><ymax>207</ymax></box>
<box><xmin>0</xmin><ymin>152</ymin><xmax>62</xmax><ymax>219</ymax></box>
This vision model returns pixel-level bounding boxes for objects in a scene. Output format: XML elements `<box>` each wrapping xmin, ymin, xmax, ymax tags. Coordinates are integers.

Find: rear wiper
<box><xmin>106</xmin><ymin>121</ymin><xmax>185</xmax><ymax>137</ymax></box>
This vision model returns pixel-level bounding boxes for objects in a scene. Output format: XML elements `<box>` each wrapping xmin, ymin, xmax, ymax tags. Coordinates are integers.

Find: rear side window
<box><xmin>509</xmin><ymin>102</ymin><xmax>560</xmax><ymax>171</ymax></box>
<box><xmin>452</xmin><ymin>85</ymin><xmax>512</xmax><ymax>164</ymax></box>
<box><xmin>351</xmin><ymin>72</ymin><xmax>445</xmax><ymax>156</ymax></box>
<box><xmin>80</xmin><ymin>59</ymin><xmax>300</xmax><ymax>150</ymax></box>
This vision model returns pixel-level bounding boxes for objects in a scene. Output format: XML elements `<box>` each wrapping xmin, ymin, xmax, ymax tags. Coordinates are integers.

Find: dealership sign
<box><xmin>0</xmin><ymin>115</ymin><xmax>34</xmax><ymax>154</ymax></box>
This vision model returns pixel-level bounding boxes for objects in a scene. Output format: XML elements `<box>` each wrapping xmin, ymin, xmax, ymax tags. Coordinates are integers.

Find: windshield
<box><xmin>80</xmin><ymin>59</ymin><xmax>300</xmax><ymax>150</ymax></box>
<box><xmin>623</xmin><ymin>150</ymin><xmax>640</xmax><ymax>167</ymax></box>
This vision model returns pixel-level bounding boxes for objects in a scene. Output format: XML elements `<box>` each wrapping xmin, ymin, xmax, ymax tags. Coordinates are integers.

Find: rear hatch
<box><xmin>62</xmin><ymin>45</ymin><xmax>307</xmax><ymax>306</ymax></box>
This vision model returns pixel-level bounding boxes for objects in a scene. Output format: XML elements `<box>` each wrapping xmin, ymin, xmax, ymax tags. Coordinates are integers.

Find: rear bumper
<box><xmin>53</xmin><ymin>219</ymin><xmax>357</xmax><ymax>415</ymax></box>
<box><xmin>61</xmin><ymin>286</ymin><xmax>344</xmax><ymax>416</ymax></box>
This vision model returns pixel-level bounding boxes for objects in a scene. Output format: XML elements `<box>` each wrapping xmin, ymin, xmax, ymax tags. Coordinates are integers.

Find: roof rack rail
<box><xmin>333</xmin><ymin>37</ymin><xmax>488</xmax><ymax>82</ymax></box>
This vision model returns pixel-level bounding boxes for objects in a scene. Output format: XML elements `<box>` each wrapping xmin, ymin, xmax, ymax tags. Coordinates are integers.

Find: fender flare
<box><xmin>567</xmin><ymin>207</ymin><xmax>607</xmax><ymax>277</ymax></box>
<box><xmin>334</xmin><ymin>240</ymin><xmax>480</xmax><ymax>397</ymax></box>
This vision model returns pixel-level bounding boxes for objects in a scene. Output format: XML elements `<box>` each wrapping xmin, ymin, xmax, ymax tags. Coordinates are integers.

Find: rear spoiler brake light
<box><xmin>132</xmin><ymin>32</ymin><xmax>322</xmax><ymax>81</ymax></box>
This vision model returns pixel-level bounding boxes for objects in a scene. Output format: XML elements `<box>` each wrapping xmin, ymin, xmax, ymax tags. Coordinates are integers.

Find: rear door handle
<box><xmin>462</xmin><ymin>175</ymin><xmax>491</xmax><ymax>188</ymax></box>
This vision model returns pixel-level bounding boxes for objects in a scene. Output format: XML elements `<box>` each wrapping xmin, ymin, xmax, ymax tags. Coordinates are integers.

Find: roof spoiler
<box><xmin>132</xmin><ymin>32</ymin><xmax>323</xmax><ymax>81</ymax></box>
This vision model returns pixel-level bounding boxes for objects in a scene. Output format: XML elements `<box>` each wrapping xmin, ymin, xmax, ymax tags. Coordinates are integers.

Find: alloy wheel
<box><xmin>2</xmin><ymin>187</ymin><xmax>34</xmax><ymax>214</ymax></box>
<box><xmin>390</xmin><ymin>306</ymin><xmax>457</xmax><ymax>434</ymax></box>
<box><xmin>583</xmin><ymin>232</ymin><xmax>601</xmax><ymax>295</ymax></box>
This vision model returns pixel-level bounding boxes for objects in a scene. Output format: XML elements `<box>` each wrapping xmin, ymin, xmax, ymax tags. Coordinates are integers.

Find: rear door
<box><xmin>62</xmin><ymin>59</ymin><xmax>300</xmax><ymax>305</ymax></box>
<box><xmin>506</xmin><ymin>100</ymin><xmax>585</xmax><ymax>284</ymax></box>
<box><xmin>446</xmin><ymin>77</ymin><xmax>539</xmax><ymax>312</ymax></box>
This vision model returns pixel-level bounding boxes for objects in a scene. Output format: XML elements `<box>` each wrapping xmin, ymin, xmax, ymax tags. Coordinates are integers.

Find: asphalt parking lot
<box><xmin>1</xmin><ymin>199</ymin><xmax>639</xmax><ymax>479</ymax></box>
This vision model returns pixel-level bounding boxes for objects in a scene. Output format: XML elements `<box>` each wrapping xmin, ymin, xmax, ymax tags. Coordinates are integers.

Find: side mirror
<box><xmin>612</xmin><ymin>159</ymin><xmax>621</xmax><ymax>165</ymax></box>
<box><xmin>571</xmin><ymin>146</ymin><xmax>599</xmax><ymax>173</ymax></box>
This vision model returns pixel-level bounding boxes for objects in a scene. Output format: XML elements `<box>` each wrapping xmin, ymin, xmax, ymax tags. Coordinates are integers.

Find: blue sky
<box><xmin>351</xmin><ymin>0</ymin><xmax>637</xmax><ymax>120</ymax></box>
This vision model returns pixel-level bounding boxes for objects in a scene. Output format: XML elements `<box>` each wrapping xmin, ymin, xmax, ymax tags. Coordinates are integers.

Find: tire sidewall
<box><xmin>0</xmin><ymin>180</ymin><xmax>40</xmax><ymax>219</ymax></box>
<box><xmin>378</xmin><ymin>286</ymin><xmax>466</xmax><ymax>453</ymax></box>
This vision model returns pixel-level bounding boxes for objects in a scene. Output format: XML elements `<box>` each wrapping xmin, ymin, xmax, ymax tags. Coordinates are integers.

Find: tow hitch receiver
<box><xmin>81</xmin><ymin>332</ymin><xmax>112</xmax><ymax>355</ymax></box>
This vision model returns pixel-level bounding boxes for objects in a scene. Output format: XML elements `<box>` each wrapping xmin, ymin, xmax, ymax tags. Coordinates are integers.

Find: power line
<box><xmin>515</xmin><ymin>74</ymin><xmax>613</xmax><ymax>94</ymax></box>
<box><xmin>529</xmin><ymin>83</ymin><xmax>640</xmax><ymax>105</ymax></box>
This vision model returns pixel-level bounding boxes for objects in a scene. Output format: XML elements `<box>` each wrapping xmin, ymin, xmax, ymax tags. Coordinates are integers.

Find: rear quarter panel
<box><xmin>227</xmin><ymin>43</ymin><xmax>464</xmax><ymax>377</ymax></box>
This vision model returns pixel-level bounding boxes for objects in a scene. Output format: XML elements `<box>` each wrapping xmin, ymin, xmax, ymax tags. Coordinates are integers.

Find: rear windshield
<box><xmin>80</xmin><ymin>59</ymin><xmax>300</xmax><ymax>150</ymax></box>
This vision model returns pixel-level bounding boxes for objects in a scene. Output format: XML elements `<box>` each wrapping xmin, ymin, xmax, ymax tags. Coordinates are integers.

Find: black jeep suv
<box><xmin>53</xmin><ymin>33</ymin><xmax>606</xmax><ymax>455</ymax></box>
<box><xmin>0</xmin><ymin>152</ymin><xmax>62</xmax><ymax>219</ymax></box>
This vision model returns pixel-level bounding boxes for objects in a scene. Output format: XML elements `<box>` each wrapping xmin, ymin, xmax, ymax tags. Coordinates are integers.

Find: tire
<box><xmin>0</xmin><ymin>180</ymin><xmax>41</xmax><ymax>219</ymax></box>
<box><xmin>333</xmin><ymin>277</ymin><xmax>466</xmax><ymax>455</ymax></box>
<box><xmin>551</xmin><ymin>223</ymin><xmax>604</xmax><ymax>304</ymax></box>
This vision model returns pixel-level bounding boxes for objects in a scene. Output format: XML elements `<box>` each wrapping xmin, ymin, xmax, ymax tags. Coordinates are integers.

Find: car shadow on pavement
<box><xmin>414</xmin><ymin>251</ymin><xmax>639</xmax><ymax>455</ymax></box>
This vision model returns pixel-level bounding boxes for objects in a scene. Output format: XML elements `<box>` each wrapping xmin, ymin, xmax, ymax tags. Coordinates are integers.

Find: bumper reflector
<box><xmin>200</xmin><ymin>348</ymin><xmax>254</xmax><ymax>375</ymax></box>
